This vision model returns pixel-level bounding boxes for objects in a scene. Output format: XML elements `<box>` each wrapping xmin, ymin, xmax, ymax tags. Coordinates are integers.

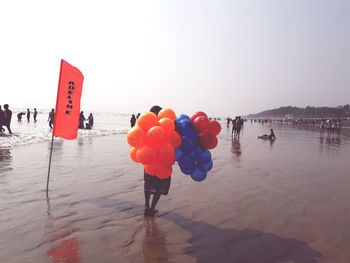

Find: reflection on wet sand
<box><xmin>142</xmin><ymin>218</ymin><xmax>169</xmax><ymax>263</ymax></box>
<box><xmin>48</xmin><ymin>238</ymin><xmax>81</xmax><ymax>263</ymax></box>
<box><xmin>45</xmin><ymin>196</ymin><xmax>82</xmax><ymax>263</ymax></box>
<box><xmin>231</xmin><ymin>137</ymin><xmax>241</xmax><ymax>159</ymax></box>
<box><xmin>0</xmin><ymin>147</ymin><xmax>12</xmax><ymax>172</ymax></box>
<box><xmin>86</xmin><ymin>197</ymin><xmax>321</xmax><ymax>263</ymax></box>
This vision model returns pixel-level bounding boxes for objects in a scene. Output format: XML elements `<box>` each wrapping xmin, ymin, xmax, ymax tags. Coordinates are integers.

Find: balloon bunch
<box><xmin>127</xmin><ymin>108</ymin><xmax>182</xmax><ymax>179</ymax></box>
<box><xmin>175</xmin><ymin>112</ymin><xmax>221</xmax><ymax>182</ymax></box>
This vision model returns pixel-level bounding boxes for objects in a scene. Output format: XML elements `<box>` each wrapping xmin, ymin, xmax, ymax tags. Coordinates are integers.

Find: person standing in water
<box><xmin>143</xmin><ymin>105</ymin><xmax>171</xmax><ymax>217</ymax></box>
<box><xmin>33</xmin><ymin>108</ymin><xmax>38</xmax><ymax>122</ymax></box>
<box><xmin>0</xmin><ymin>105</ymin><xmax>5</xmax><ymax>132</ymax></box>
<box><xmin>26</xmin><ymin>108</ymin><xmax>31</xmax><ymax>122</ymax></box>
<box><xmin>87</xmin><ymin>113</ymin><xmax>94</xmax><ymax>128</ymax></box>
<box><xmin>130</xmin><ymin>114</ymin><xmax>136</xmax><ymax>128</ymax></box>
<box><xmin>79</xmin><ymin>111</ymin><xmax>86</xmax><ymax>129</ymax></box>
<box><xmin>3</xmin><ymin>104</ymin><xmax>12</xmax><ymax>134</ymax></box>
<box><xmin>48</xmin><ymin>109</ymin><xmax>54</xmax><ymax>128</ymax></box>
<box><xmin>17</xmin><ymin>112</ymin><xmax>26</xmax><ymax>121</ymax></box>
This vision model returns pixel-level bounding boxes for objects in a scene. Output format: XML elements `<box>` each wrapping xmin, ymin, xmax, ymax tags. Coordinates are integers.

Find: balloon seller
<box><xmin>143</xmin><ymin>105</ymin><xmax>171</xmax><ymax>217</ymax></box>
<box><xmin>127</xmin><ymin>106</ymin><xmax>220</xmax><ymax>217</ymax></box>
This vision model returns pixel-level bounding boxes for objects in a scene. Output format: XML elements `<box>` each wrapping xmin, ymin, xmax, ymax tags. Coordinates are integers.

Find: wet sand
<box><xmin>1</xmin><ymin>124</ymin><xmax>350</xmax><ymax>263</ymax></box>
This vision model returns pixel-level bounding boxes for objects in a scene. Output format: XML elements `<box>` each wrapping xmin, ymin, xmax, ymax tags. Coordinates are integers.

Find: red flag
<box><xmin>53</xmin><ymin>59</ymin><xmax>84</xmax><ymax>140</ymax></box>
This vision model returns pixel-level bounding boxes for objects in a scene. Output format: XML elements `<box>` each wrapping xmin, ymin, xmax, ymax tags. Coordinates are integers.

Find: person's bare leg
<box><xmin>150</xmin><ymin>193</ymin><xmax>161</xmax><ymax>215</ymax></box>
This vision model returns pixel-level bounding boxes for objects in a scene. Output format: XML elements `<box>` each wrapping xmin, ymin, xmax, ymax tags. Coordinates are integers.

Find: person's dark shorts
<box><xmin>144</xmin><ymin>171</ymin><xmax>171</xmax><ymax>195</ymax></box>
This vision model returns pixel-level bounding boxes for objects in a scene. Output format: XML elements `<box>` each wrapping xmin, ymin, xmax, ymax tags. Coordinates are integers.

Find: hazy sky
<box><xmin>1</xmin><ymin>0</ymin><xmax>349</xmax><ymax>116</ymax></box>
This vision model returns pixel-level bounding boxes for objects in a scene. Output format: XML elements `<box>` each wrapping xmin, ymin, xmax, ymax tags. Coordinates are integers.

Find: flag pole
<box><xmin>46</xmin><ymin>133</ymin><xmax>54</xmax><ymax>195</ymax></box>
<box><xmin>46</xmin><ymin>59</ymin><xmax>63</xmax><ymax>195</ymax></box>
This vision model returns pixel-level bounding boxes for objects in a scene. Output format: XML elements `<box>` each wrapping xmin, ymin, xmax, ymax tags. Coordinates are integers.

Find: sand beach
<box><xmin>1</xmin><ymin>123</ymin><xmax>350</xmax><ymax>263</ymax></box>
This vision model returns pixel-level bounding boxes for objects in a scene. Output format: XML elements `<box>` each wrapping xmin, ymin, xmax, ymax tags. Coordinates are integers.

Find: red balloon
<box><xmin>157</xmin><ymin>165</ymin><xmax>172</xmax><ymax>179</ymax></box>
<box><xmin>191</xmin><ymin>111</ymin><xmax>208</xmax><ymax>123</ymax></box>
<box><xmin>144</xmin><ymin>164</ymin><xmax>159</xmax><ymax>176</ymax></box>
<box><xmin>199</xmin><ymin>133</ymin><xmax>218</xmax><ymax>149</ymax></box>
<box><xmin>207</xmin><ymin>120</ymin><xmax>221</xmax><ymax>136</ymax></box>
<box><xmin>157</xmin><ymin>143</ymin><xmax>176</xmax><ymax>165</ymax></box>
<box><xmin>193</xmin><ymin>116</ymin><xmax>210</xmax><ymax>133</ymax></box>
<box><xmin>136</xmin><ymin>146</ymin><xmax>157</xmax><ymax>165</ymax></box>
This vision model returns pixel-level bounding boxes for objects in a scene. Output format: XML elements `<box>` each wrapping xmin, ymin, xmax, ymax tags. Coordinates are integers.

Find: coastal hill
<box><xmin>247</xmin><ymin>105</ymin><xmax>350</xmax><ymax>119</ymax></box>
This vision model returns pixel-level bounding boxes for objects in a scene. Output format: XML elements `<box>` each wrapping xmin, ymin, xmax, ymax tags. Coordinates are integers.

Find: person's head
<box><xmin>27</xmin><ymin>108</ymin><xmax>29</xmax><ymax>111</ymax></box>
<box><xmin>51</xmin><ymin>108</ymin><xmax>54</xmax><ymax>112</ymax></box>
<box><xmin>132</xmin><ymin>114</ymin><xmax>135</xmax><ymax>117</ymax></box>
<box><xmin>34</xmin><ymin>108</ymin><xmax>36</xmax><ymax>111</ymax></box>
<box><xmin>149</xmin><ymin>105</ymin><xmax>162</xmax><ymax>115</ymax></box>
<box><xmin>270</xmin><ymin>129</ymin><xmax>274</xmax><ymax>132</ymax></box>
<box><xmin>81</xmin><ymin>111</ymin><xmax>84</xmax><ymax>114</ymax></box>
<box><xmin>89</xmin><ymin>113</ymin><xmax>92</xmax><ymax>116</ymax></box>
<box><xmin>4</xmin><ymin>104</ymin><xmax>9</xmax><ymax>110</ymax></box>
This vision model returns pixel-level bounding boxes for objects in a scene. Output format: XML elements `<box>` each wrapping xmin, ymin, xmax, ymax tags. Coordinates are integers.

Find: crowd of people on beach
<box><xmin>0</xmin><ymin>104</ymin><xmax>95</xmax><ymax>135</ymax></box>
<box><xmin>226</xmin><ymin>116</ymin><xmax>245</xmax><ymax>138</ymax></box>
<box><xmin>251</xmin><ymin>118</ymin><xmax>344</xmax><ymax>138</ymax></box>
<box><xmin>17</xmin><ymin>108</ymin><xmax>38</xmax><ymax>122</ymax></box>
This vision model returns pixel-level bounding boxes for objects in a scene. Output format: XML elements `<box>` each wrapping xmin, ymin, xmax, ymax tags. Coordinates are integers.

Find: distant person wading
<box><xmin>48</xmin><ymin>109</ymin><xmax>55</xmax><ymax>128</ymax></box>
<box><xmin>33</xmin><ymin>108</ymin><xmax>38</xmax><ymax>122</ymax></box>
<box><xmin>3</xmin><ymin>104</ymin><xmax>12</xmax><ymax>134</ymax></box>
<box><xmin>79</xmin><ymin>111</ymin><xmax>86</xmax><ymax>129</ymax></box>
<box><xmin>130</xmin><ymin>114</ymin><xmax>136</xmax><ymax>128</ymax></box>
<box><xmin>26</xmin><ymin>108</ymin><xmax>31</xmax><ymax>122</ymax></box>
<box><xmin>17</xmin><ymin>112</ymin><xmax>25</xmax><ymax>122</ymax></box>
<box><xmin>0</xmin><ymin>105</ymin><xmax>5</xmax><ymax>132</ymax></box>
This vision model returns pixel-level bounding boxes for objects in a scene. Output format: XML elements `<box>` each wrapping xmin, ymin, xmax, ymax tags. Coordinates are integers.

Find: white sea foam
<box><xmin>0</xmin><ymin>110</ymin><xmax>130</xmax><ymax>147</ymax></box>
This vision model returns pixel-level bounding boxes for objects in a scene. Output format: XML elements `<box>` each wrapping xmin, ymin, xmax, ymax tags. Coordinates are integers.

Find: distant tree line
<box><xmin>247</xmin><ymin>104</ymin><xmax>350</xmax><ymax>119</ymax></box>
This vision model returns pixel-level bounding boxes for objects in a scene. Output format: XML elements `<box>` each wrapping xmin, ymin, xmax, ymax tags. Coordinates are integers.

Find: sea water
<box><xmin>0</xmin><ymin>109</ymin><xmax>130</xmax><ymax>147</ymax></box>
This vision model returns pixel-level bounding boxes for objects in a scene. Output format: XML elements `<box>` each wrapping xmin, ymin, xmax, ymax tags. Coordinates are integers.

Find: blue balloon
<box><xmin>178</xmin><ymin>120</ymin><xmax>199</xmax><ymax>139</ymax></box>
<box><xmin>175</xmin><ymin>148</ymin><xmax>184</xmax><ymax>161</ymax></box>
<box><xmin>181</xmin><ymin>136</ymin><xmax>196</xmax><ymax>153</ymax></box>
<box><xmin>194</xmin><ymin>148</ymin><xmax>212</xmax><ymax>165</ymax></box>
<box><xmin>178</xmin><ymin>119</ymin><xmax>192</xmax><ymax>132</ymax></box>
<box><xmin>191</xmin><ymin>167</ymin><xmax>207</xmax><ymax>182</ymax></box>
<box><xmin>201</xmin><ymin>160</ymin><xmax>213</xmax><ymax>172</ymax></box>
<box><xmin>179</xmin><ymin>154</ymin><xmax>196</xmax><ymax>175</ymax></box>
<box><xmin>176</xmin><ymin>114</ymin><xmax>190</xmax><ymax>123</ymax></box>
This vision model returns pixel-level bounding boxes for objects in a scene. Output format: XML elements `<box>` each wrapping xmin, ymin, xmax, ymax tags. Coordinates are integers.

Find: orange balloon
<box><xmin>157</xmin><ymin>143</ymin><xmax>176</xmax><ymax>165</ymax></box>
<box><xmin>157</xmin><ymin>165</ymin><xmax>172</xmax><ymax>179</ymax></box>
<box><xmin>158</xmin><ymin>118</ymin><xmax>175</xmax><ymax>136</ymax></box>
<box><xmin>130</xmin><ymin>147</ymin><xmax>139</xmax><ymax>163</ymax></box>
<box><xmin>167</xmin><ymin>131</ymin><xmax>182</xmax><ymax>148</ymax></box>
<box><xmin>136</xmin><ymin>146</ymin><xmax>156</xmax><ymax>165</ymax></box>
<box><xmin>127</xmin><ymin>126</ymin><xmax>146</xmax><ymax>147</ymax></box>
<box><xmin>147</xmin><ymin>126</ymin><xmax>165</xmax><ymax>145</ymax></box>
<box><xmin>158</xmin><ymin>108</ymin><xmax>176</xmax><ymax>122</ymax></box>
<box><xmin>137</xmin><ymin>112</ymin><xmax>159</xmax><ymax>132</ymax></box>
<box><xmin>144</xmin><ymin>164</ymin><xmax>159</xmax><ymax>176</ymax></box>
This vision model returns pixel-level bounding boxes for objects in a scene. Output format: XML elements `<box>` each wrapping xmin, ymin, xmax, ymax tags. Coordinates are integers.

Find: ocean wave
<box><xmin>0</xmin><ymin>128</ymin><xmax>128</xmax><ymax>148</ymax></box>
